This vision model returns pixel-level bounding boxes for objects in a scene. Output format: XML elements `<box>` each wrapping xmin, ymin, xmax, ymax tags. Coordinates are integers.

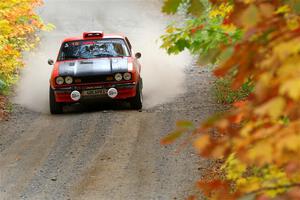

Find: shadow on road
<box><xmin>63</xmin><ymin>101</ymin><xmax>136</xmax><ymax>114</ymax></box>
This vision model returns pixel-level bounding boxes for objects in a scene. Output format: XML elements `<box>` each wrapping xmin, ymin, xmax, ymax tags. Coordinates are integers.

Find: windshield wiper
<box><xmin>94</xmin><ymin>54</ymin><xmax>114</xmax><ymax>58</ymax></box>
<box><xmin>64</xmin><ymin>55</ymin><xmax>81</xmax><ymax>60</ymax></box>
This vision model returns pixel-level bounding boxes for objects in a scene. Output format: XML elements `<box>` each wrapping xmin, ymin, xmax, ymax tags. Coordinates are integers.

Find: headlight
<box><xmin>123</xmin><ymin>72</ymin><xmax>132</xmax><ymax>80</ymax></box>
<box><xmin>65</xmin><ymin>76</ymin><xmax>73</xmax><ymax>84</ymax></box>
<box><xmin>56</xmin><ymin>76</ymin><xmax>64</xmax><ymax>85</ymax></box>
<box><xmin>114</xmin><ymin>73</ymin><xmax>123</xmax><ymax>81</ymax></box>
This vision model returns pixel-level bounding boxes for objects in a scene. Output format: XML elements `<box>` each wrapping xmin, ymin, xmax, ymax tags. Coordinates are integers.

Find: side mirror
<box><xmin>48</xmin><ymin>59</ymin><xmax>54</xmax><ymax>65</ymax></box>
<box><xmin>135</xmin><ymin>52</ymin><xmax>141</xmax><ymax>59</ymax></box>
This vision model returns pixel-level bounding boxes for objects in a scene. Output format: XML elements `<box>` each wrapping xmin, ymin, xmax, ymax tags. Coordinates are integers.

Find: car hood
<box><xmin>58</xmin><ymin>58</ymin><xmax>129</xmax><ymax>77</ymax></box>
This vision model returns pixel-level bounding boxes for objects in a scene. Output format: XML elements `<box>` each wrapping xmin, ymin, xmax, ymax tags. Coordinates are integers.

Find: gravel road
<box><xmin>0</xmin><ymin>1</ymin><xmax>218</xmax><ymax>199</ymax></box>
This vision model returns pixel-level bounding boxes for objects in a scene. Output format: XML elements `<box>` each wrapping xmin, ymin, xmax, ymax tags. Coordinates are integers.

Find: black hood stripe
<box><xmin>58</xmin><ymin>58</ymin><xmax>128</xmax><ymax>77</ymax></box>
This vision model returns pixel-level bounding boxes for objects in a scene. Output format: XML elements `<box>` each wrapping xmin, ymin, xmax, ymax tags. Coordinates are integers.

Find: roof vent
<box><xmin>83</xmin><ymin>31</ymin><xmax>104</xmax><ymax>39</ymax></box>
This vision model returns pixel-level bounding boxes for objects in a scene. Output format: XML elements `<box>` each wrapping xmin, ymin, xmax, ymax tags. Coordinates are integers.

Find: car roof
<box><xmin>63</xmin><ymin>33</ymin><xmax>126</xmax><ymax>43</ymax></box>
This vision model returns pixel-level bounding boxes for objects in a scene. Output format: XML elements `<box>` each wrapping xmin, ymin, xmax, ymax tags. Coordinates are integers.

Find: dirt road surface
<box><xmin>0</xmin><ymin>1</ymin><xmax>217</xmax><ymax>199</ymax></box>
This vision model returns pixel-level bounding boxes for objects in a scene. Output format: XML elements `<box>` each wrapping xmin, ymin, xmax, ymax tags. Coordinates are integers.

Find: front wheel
<box><xmin>130</xmin><ymin>81</ymin><xmax>143</xmax><ymax>110</ymax></box>
<box><xmin>49</xmin><ymin>87</ymin><xmax>63</xmax><ymax>114</ymax></box>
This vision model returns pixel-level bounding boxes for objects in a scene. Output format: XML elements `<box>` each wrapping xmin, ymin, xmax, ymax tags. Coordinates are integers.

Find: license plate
<box><xmin>82</xmin><ymin>89</ymin><xmax>107</xmax><ymax>96</ymax></box>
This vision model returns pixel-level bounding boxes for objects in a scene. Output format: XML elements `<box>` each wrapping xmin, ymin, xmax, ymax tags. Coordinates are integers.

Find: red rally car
<box><xmin>48</xmin><ymin>31</ymin><xmax>143</xmax><ymax>114</ymax></box>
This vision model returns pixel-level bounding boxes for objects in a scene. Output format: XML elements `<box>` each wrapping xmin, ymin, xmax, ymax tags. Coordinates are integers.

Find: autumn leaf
<box><xmin>188</xmin><ymin>0</ymin><xmax>205</xmax><ymax>17</ymax></box>
<box><xmin>275</xmin><ymin>5</ymin><xmax>291</xmax><ymax>15</ymax></box>
<box><xmin>233</xmin><ymin>100</ymin><xmax>247</xmax><ymax>108</ymax></box>
<box><xmin>0</xmin><ymin>0</ymin><xmax>49</xmax><ymax>93</ymax></box>
<box><xmin>161</xmin><ymin>130</ymin><xmax>184</xmax><ymax>145</ymax></box>
<box><xmin>255</xmin><ymin>97</ymin><xmax>286</xmax><ymax>119</ymax></box>
<box><xmin>194</xmin><ymin>134</ymin><xmax>210</xmax><ymax>152</ymax></box>
<box><xmin>161</xmin><ymin>0</ymin><xmax>184</xmax><ymax>14</ymax></box>
<box><xmin>176</xmin><ymin>120</ymin><xmax>194</xmax><ymax>130</ymax></box>
<box><xmin>279</xmin><ymin>79</ymin><xmax>300</xmax><ymax>100</ymax></box>
<box><xmin>161</xmin><ymin>0</ymin><xmax>300</xmax><ymax>199</ymax></box>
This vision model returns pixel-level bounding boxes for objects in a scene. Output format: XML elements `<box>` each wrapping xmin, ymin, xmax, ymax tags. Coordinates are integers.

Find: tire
<box><xmin>49</xmin><ymin>87</ymin><xmax>63</xmax><ymax>114</ymax></box>
<box><xmin>130</xmin><ymin>81</ymin><xmax>143</xmax><ymax>110</ymax></box>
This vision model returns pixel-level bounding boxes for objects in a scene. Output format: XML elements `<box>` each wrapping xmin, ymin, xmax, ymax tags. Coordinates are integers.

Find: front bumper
<box><xmin>53</xmin><ymin>82</ymin><xmax>136</xmax><ymax>103</ymax></box>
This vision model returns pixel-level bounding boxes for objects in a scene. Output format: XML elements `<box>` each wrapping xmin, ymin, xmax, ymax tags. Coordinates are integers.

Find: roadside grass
<box><xmin>214</xmin><ymin>76</ymin><xmax>253</xmax><ymax>104</ymax></box>
<box><xmin>0</xmin><ymin>80</ymin><xmax>12</xmax><ymax>96</ymax></box>
<box><xmin>0</xmin><ymin>76</ymin><xmax>18</xmax><ymax>120</ymax></box>
<box><xmin>0</xmin><ymin>95</ymin><xmax>10</xmax><ymax>120</ymax></box>
<box><xmin>0</xmin><ymin>90</ymin><xmax>15</xmax><ymax>120</ymax></box>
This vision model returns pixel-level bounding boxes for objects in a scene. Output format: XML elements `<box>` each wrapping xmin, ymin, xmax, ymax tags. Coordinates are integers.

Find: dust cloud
<box><xmin>134</xmin><ymin>31</ymin><xmax>190</xmax><ymax>108</ymax></box>
<box><xmin>14</xmin><ymin>0</ymin><xmax>191</xmax><ymax>112</ymax></box>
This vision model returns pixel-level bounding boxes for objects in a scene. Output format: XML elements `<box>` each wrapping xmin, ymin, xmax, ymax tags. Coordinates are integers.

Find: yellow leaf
<box><xmin>276</xmin><ymin>133</ymin><xmax>300</xmax><ymax>152</ymax></box>
<box><xmin>287</xmin><ymin>16</ymin><xmax>300</xmax><ymax>30</ymax></box>
<box><xmin>239</xmin><ymin>177</ymin><xmax>261</xmax><ymax>192</ymax></box>
<box><xmin>221</xmin><ymin>24</ymin><xmax>237</xmax><ymax>33</ymax></box>
<box><xmin>247</xmin><ymin>141</ymin><xmax>273</xmax><ymax>164</ymax></box>
<box><xmin>243</xmin><ymin>0</ymin><xmax>255</xmax><ymax>4</ymax></box>
<box><xmin>273</xmin><ymin>37</ymin><xmax>300</xmax><ymax>60</ymax></box>
<box><xmin>279</xmin><ymin>78</ymin><xmax>300</xmax><ymax>100</ymax></box>
<box><xmin>166</xmin><ymin>25</ymin><xmax>176</xmax><ymax>34</ymax></box>
<box><xmin>240</xmin><ymin>122</ymin><xmax>254</xmax><ymax>137</ymax></box>
<box><xmin>275</xmin><ymin>5</ymin><xmax>291</xmax><ymax>14</ymax></box>
<box><xmin>42</xmin><ymin>23</ymin><xmax>56</xmax><ymax>31</ymax></box>
<box><xmin>255</xmin><ymin>97</ymin><xmax>286</xmax><ymax>119</ymax></box>
<box><xmin>209</xmin><ymin>3</ymin><xmax>233</xmax><ymax>18</ymax></box>
<box><xmin>276</xmin><ymin>55</ymin><xmax>300</xmax><ymax>77</ymax></box>
<box><xmin>223</xmin><ymin>154</ymin><xmax>247</xmax><ymax>181</ymax></box>
<box><xmin>258</xmin><ymin>72</ymin><xmax>272</xmax><ymax>86</ymax></box>
<box><xmin>236</xmin><ymin>177</ymin><xmax>247</xmax><ymax>186</ymax></box>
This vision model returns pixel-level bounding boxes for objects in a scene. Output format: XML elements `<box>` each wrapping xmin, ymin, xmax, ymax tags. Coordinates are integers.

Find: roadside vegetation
<box><xmin>0</xmin><ymin>0</ymin><xmax>52</xmax><ymax>118</ymax></box>
<box><xmin>161</xmin><ymin>0</ymin><xmax>300</xmax><ymax>199</ymax></box>
<box><xmin>214</xmin><ymin>73</ymin><xmax>253</xmax><ymax>104</ymax></box>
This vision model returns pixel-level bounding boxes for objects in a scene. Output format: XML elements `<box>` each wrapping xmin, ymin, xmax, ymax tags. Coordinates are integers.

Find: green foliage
<box><xmin>162</xmin><ymin>0</ymin><xmax>185</xmax><ymax>14</ymax></box>
<box><xmin>162</xmin><ymin>0</ymin><xmax>206</xmax><ymax>16</ymax></box>
<box><xmin>0</xmin><ymin>78</ymin><xmax>6</xmax><ymax>92</ymax></box>
<box><xmin>161</xmin><ymin>1</ymin><xmax>242</xmax><ymax>63</ymax></box>
<box><xmin>214</xmin><ymin>76</ymin><xmax>253</xmax><ymax>104</ymax></box>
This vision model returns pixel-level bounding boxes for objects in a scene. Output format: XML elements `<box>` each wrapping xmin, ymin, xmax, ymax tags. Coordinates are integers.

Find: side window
<box><xmin>125</xmin><ymin>37</ymin><xmax>132</xmax><ymax>50</ymax></box>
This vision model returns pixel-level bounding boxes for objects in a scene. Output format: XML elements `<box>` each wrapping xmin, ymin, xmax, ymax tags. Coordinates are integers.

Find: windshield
<box><xmin>58</xmin><ymin>39</ymin><xmax>130</xmax><ymax>61</ymax></box>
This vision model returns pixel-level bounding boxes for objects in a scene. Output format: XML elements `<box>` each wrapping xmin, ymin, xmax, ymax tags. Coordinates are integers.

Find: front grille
<box><xmin>74</xmin><ymin>76</ymin><xmax>113</xmax><ymax>84</ymax></box>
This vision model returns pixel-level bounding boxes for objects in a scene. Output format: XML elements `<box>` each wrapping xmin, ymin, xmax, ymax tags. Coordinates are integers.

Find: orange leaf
<box><xmin>233</xmin><ymin>100</ymin><xmax>247</xmax><ymax>108</ymax></box>
<box><xmin>186</xmin><ymin>195</ymin><xmax>197</xmax><ymax>200</ymax></box>
<box><xmin>240</xmin><ymin>4</ymin><xmax>261</xmax><ymax>29</ymax></box>
<box><xmin>197</xmin><ymin>180</ymin><xmax>238</xmax><ymax>199</ymax></box>
<box><xmin>194</xmin><ymin>134</ymin><xmax>210</xmax><ymax>152</ymax></box>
